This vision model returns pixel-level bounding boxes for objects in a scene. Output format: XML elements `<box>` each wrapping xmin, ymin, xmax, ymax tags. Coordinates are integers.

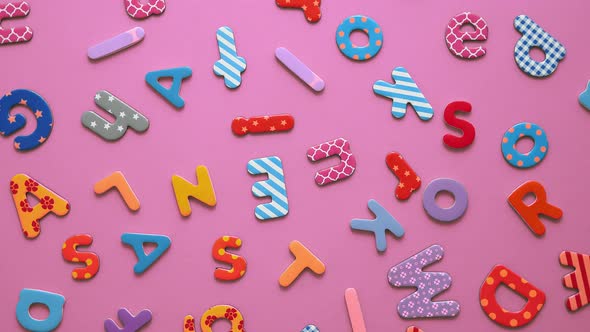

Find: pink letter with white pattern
<box><xmin>307</xmin><ymin>137</ymin><xmax>356</xmax><ymax>186</ymax></box>
<box><xmin>445</xmin><ymin>12</ymin><xmax>488</xmax><ymax>59</ymax></box>
<box><xmin>0</xmin><ymin>1</ymin><xmax>32</xmax><ymax>45</ymax></box>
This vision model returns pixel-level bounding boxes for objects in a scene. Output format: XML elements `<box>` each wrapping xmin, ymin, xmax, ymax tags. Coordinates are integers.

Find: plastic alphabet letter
<box><xmin>307</xmin><ymin>137</ymin><xmax>356</xmax><ymax>185</ymax></box>
<box><xmin>0</xmin><ymin>89</ymin><xmax>53</xmax><ymax>151</ymax></box>
<box><xmin>172</xmin><ymin>166</ymin><xmax>217</xmax><ymax>217</ymax></box>
<box><xmin>406</xmin><ymin>327</ymin><xmax>424</xmax><ymax>332</ymax></box>
<box><xmin>275</xmin><ymin>47</ymin><xmax>325</xmax><ymax>92</ymax></box>
<box><xmin>121</xmin><ymin>233</ymin><xmax>171</xmax><ymax>274</ymax></box>
<box><xmin>232</xmin><ymin>114</ymin><xmax>294</xmax><ymax>136</ymax></box>
<box><xmin>508</xmin><ymin>180</ymin><xmax>562</xmax><ymax>236</ymax></box>
<box><xmin>197</xmin><ymin>305</ymin><xmax>245</xmax><ymax>332</ymax></box>
<box><xmin>82</xmin><ymin>90</ymin><xmax>149</xmax><ymax>141</ymax></box>
<box><xmin>0</xmin><ymin>1</ymin><xmax>32</xmax><ymax>45</ymax></box>
<box><xmin>279</xmin><ymin>240</ymin><xmax>325</xmax><ymax>287</ymax></box>
<box><xmin>10</xmin><ymin>173</ymin><xmax>70</xmax><ymax>239</ymax></box>
<box><xmin>104</xmin><ymin>308</ymin><xmax>152</xmax><ymax>332</ymax></box>
<box><xmin>248</xmin><ymin>156</ymin><xmax>289</xmax><ymax>220</ymax></box>
<box><xmin>513</xmin><ymin>15</ymin><xmax>566</xmax><ymax>77</ymax></box>
<box><xmin>388</xmin><ymin>244</ymin><xmax>460</xmax><ymax>319</ymax></box>
<box><xmin>212</xmin><ymin>235</ymin><xmax>247</xmax><ymax>281</ymax></box>
<box><xmin>94</xmin><ymin>171</ymin><xmax>140</xmax><ymax>211</ymax></box>
<box><xmin>276</xmin><ymin>0</ymin><xmax>321</xmax><ymax>23</ymax></box>
<box><xmin>62</xmin><ymin>234</ymin><xmax>100</xmax><ymax>280</ymax></box>
<box><xmin>373</xmin><ymin>67</ymin><xmax>434</xmax><ymax>121</ymax></box>
<box><xmin>445</xmin><ymin>12</ymin><xmax>488</xmax><ymax>59</ymax></box>
<box><xmin>386</xmin><ymin>152</ymin><xmax>421</xmax><ymax>200</ymax></box>
<box><xmin>16</xmin><ymin>288</ymin><xmax>65</xmax><ymax>332</ymax></box>
<box><xmin>87</xmin><ymin>27</ymin><xmax>145</xmax><ymax>60</ymax></box>
<box><xmin>125</xmin><ymin>0</ymin><xmax>166</xmax><ymax>19</ymax></box>
<box><xmin>443</xmin><ymin>101</ymin><xmax>475</xmax><ymax>149</ymax></box>
<box><xmin>350</xmin><ymin>199</ymin><xmax>404</xmax><ymax>252</ymax></box>
<box><xmin>559</xmin><ymin>250</ymin><xmax>590</xmax><ymax>312</ymax></box>
<box><xmin>422</xmin><ymin>178</ymin><xmax>468</xmax><ymax>223</ymax></box>
<box><xmin>214</xmin><ymin>26</ymin><xmax>246</xmax><ymax>89</ymax></box>
<box><xmin>480</xmin><ymin>265</ymin><xmax>545</xmax><ymax>328</ymax></box>
<box><xmin>145</xmin><ymin>67</ymin><xmax>192</xmax><ymax>108</ymax></box>
<box><xmin>578</xmin><ymin>81</ymin><xmax>590</xmax><ymax>110</ymax></box>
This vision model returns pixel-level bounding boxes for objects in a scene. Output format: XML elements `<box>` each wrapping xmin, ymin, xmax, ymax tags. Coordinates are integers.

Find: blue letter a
<box><xmin>121</xmin><ymin>233</ymin><xmax>171</xmax><ymax>274</ymax></box>
<box><xmin>145</xmin><ymin>67</ymin><xmax>192</xmax><ymax>108</ymax></box>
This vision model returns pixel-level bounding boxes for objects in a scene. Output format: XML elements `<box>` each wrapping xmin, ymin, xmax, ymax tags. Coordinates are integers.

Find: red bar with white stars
<box><xmin>231</xmin><ymin>114</ymin><xmax>294</xmax><ymax>136</ymax></box>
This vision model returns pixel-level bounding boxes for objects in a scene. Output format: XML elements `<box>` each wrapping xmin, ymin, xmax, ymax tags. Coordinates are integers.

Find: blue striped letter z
<box><xmin>214</xmin><ymin>26</ymin><xmax>247</xmax><ymax>89</ymax></box>
<box><xmin>247</xmin><ymin>156</ymin><xmax>289</xmax><ymax>220</ymax></box>
<box><xmin>373</xmin><ymin>67</ymin><xmax>434</xmax><ymax>121</ymax></box>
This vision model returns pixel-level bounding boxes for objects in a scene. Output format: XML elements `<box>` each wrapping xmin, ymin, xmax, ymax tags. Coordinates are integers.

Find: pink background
<box><xmin>1</xmin><ymin>1</ymin><xmax>589</xmax><ymax>331</ymax></box>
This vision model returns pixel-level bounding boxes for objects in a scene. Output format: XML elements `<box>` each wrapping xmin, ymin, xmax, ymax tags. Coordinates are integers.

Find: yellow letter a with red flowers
<box><xmin>10</xmin><ymin>174</ymin><xmax>70</xmax><ymax>239</ymax></box>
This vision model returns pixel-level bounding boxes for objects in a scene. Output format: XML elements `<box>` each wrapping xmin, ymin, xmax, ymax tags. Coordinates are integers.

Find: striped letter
<box><xmin>373</xmin><ymin>67</ymin><xmax>434</xmax><ymax>121</ymax></box>
<box><xmin>214</xmin><ymin>26</ymin><xmax>246</xmax><ymax>89</ymax></box>
<box><xmin>388</xmin><ymin>244</ymin><xmax>460</xmax><ymax>319</ymax></box>
<box><xmin>247</xmin><ymin>156</ymin><xmax>289</xmax><ymax>220</ymax></box>
<box><xmin>560</xmin><ymin>251</ymin><xmax>590</xmax><ymax>312</ymax></box>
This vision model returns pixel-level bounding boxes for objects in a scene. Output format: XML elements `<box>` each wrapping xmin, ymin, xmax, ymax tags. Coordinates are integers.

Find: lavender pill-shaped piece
<box><xmin>87</xmin><ymin>27</ymin><xmax>145</xmax><ymax>60</ymax></box>
<box><xmin>275</xmin><ymin>47</ymin><xmax>325</xmax><ymax>92</ymax></box>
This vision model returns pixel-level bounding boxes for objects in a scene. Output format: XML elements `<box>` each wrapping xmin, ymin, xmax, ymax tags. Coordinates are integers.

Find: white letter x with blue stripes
<box><xmin>248</xmin><ymin>156</ymin><xmax>289</xmax><ymax>220</ymax></box>
<box><xmin>214</xmin><ymin>26</ymin><xmax>247</xmax><ymax>89</ymax></box>
<box><xmin>373</xmin><ymin>67</ymin><xmax>434</xmax><ymax>121</ymax></box>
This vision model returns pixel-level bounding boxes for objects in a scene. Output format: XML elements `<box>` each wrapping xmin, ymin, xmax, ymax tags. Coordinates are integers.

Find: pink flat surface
<box><xmin>1</xmin><ymin>1</ymin><xmax>589</xmax><ymax>331</ymax></box>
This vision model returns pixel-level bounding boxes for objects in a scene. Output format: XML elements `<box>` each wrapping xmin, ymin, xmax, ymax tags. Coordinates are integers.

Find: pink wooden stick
<box><xmin>345</xmin><ymin>288</ymin><xmax>367</xmax><ymax>332</ymax></box>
